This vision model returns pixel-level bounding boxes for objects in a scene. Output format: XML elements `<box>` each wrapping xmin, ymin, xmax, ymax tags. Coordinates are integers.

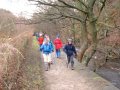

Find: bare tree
<box><xmin>29</xmin><ymin>0</ymin><xmax>107</xmax><ymax>66</ymax></box>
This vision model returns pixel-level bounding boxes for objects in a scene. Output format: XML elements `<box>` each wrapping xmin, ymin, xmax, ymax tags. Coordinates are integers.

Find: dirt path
<box><xmin>17</xmin><ymin>37</ymin><xmax>119</xmax><ymax>90</ymax></box>
<box><xmin>44</xmin><ymin>52</ymin><xmax>119</xmax><ymax>90</ymax></box>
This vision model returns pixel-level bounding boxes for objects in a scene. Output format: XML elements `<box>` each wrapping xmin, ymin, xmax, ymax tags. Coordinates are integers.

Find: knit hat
<box><xmin>39</xmin><ymin>33</ymin><xmax>43</xmax><ymax>37</ymax></box>
<box><xmin>43</xmin><ymin>38</ymin><xmax>49</xmax><ymax>44</ymax></box>
<box><xmin>56</xmin><ymin>34</ymin><xmax>60</xmax><ymax>38</ymax></box>
<box><xmin>45</xmin><ymin>34</ymin><xmax>50</xmax><ymax>41</ymax></box>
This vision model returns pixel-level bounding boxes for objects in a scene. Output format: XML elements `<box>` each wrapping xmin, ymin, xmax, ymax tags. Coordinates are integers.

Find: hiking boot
<box><xmin>71</xmin><ymin>63</ymin><xmax>74</xmax><ymax>70</ymax></box>
<box><xmin>71</xmin><ymin>67</ymin><xmax>74</xmax><ymax>70</ymax></box>
<box><xmin>45</xmin><ymin>67</ymin><xmax>48</xmax><ymax>71</ymax></box>
<box><xmin>50</xmin><ymin>61</ymin><xmax>53</xmax><ymax>64</ymax></box>
<box><xmin>45</xmin><ymin>63</ymin><xmax>49</xmax><ymax>71</ymax></box>
<box><xmin>45</xmin><ymin>69</ymin><xmax>48</xmax><ymax>71</ymax></box>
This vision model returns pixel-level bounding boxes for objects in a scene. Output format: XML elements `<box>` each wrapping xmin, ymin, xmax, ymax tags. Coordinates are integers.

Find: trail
<box><xmin>44</xmin><ymin>51</ymin><xmax>119</xmax><ymax>90</ymax></box>
<box><xmin>17</xmin><ymin>36</ymin><xmax>119</xmax><ymax>90</ymax></box>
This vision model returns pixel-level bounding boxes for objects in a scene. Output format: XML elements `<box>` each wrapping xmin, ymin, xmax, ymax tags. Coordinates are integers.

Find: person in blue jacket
<box><xmin>64</xmin><ymin>39</ymin><xmax>77</xmax><ymax>70</ymax></box>
<box><xmin>40</xmin><ymin>38</ymin><xmax>53</xmax><ymax>71</ymax></box>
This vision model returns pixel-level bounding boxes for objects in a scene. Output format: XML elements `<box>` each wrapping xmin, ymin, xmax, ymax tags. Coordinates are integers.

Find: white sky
<box><xmin>0</xmin><ymin>0</ymin><xmax>38</xmax><ymax>18</ymax></box>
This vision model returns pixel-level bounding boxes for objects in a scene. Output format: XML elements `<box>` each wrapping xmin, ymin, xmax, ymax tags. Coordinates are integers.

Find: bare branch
<box><xmin>30</xmin><ymin>0</ymin><xmax>87</xmax><ymax>14</ymax></box>
<box><xmin>62</xmin><ymin>14</ymin><xmax>83</xmax><ymax>22</ymax></box>
<box><xmin>88</xmin><ymin>0</ymin><xmax>97</xmax><ymax>9</ymax></box>
<box><xmin>97</xmin><ymin>0</ymin><xmax>107</xmax><ymax>18</ymax></box>
<box><xmin>58</xmin><ymin>0</ymin><xmax>87</xmax><ymax>13</ymax></box>
<box><xmin>77</xmin><ymin>0</ymin><xmax>88</xmax><ymax>8</ymax></box>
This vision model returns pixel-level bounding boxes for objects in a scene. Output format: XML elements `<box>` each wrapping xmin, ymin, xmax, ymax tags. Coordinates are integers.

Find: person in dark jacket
<box><xmin>64</xmin><ymin>39</ymin><xmax>77</xmax><ymax>70</ymax></box>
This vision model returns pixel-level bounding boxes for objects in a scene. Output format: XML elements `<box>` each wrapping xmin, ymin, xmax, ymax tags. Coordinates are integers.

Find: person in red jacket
<box><xmin>38</xmin><ymin>33</ymin><xmax>44</xmax><ymax>47</ymax></box>
<box><xmin>54</xmin><ymin>34</ymin><xmax>62</xmax><ymax>58</ymax></box>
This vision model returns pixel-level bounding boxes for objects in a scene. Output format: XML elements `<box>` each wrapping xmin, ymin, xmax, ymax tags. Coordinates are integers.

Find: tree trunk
<box><xmin>83</xmin><ymin>9</ymin><xmax>98</xmax><ymax>66</ymax></box>
<box><xmin>78</xmin><ymin>21</ymin><xmax>88</xmax><ymax>62</ymax></box>
<box><xmin>71</xmin><ymin>20</ymin><xmax>76</xmax><ymax>44</ymax></box>
<box><xmin>78</xmin><ymin>41</ymin><xmax>88</xmax><ymax>62</ymax></box>
<box><xmin>74</xmin><ymin>0</ymin><xmax>88</xmax><ymax>62</ymax></box>
<box><xmin>83</xmin><ymin>43</ymin><xmax>97</xmax><ymax>66</ymax></box>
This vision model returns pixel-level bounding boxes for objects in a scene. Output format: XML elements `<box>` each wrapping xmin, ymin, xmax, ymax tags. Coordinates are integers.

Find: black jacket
<box><xmin>64</xmin><ymin>44</ymin><xmax>77</xmax><ymax>56</ymax></box>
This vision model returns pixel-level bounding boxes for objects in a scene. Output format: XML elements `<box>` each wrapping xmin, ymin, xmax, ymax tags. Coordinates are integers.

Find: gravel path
<box><xmin>17</xmin><ymin>36</ymin><xmax>119</xmax><ymax>90</ymax></box>
<box><xmin>43</xmin><ymin>52</ymin><xmax>119</xmax><ymax>90</ymax></box>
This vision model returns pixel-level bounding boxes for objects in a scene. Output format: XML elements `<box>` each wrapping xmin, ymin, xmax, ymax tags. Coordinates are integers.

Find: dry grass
<box><xmin>0</xmin><ymin>31</ymin><xmax>31</xmax><ymax>90</ymax></box>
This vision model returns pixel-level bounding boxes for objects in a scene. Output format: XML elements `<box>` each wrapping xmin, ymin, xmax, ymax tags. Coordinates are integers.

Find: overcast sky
<box><xmin>0</xmin><ymin>0</ymin><xmax>37</xmax><ymax>18</ymax></box>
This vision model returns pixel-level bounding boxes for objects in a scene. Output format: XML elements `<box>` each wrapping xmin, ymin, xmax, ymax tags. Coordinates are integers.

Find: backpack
<box><xmin>49</xmin><ymin>40</ymin><xmax>54</xmax><ymax>51</ymax></box>
<box><xmin>41</xmin><ymin>43</ymin><xmax>52</xmax><ymax>55</ymax></box>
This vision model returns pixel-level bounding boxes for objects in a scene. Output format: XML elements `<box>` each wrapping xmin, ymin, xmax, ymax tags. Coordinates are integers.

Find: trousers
<box><xmin>67</xmin><ymin>55</ymin><xmax>74</xmax><ymax>67</ymax></box>
<box><xmin>56</xmin><ymin>49</ymin><xmax>61</xmax><ymax>58</ymax></box>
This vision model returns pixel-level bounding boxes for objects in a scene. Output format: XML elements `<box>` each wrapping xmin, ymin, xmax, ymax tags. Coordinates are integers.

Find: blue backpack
<box><xmin>40</xmin><ymin>43</ymin><xmax>52</xmax><ymax>54</ymax></box>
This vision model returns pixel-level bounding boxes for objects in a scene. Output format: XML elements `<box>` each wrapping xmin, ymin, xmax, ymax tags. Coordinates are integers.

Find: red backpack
<box><xmin>38</xmin><ymin>36</ymin><xmax>44</xmax><ymax>45</ymax></box>
<box><xmin>54</xmin><ymin>38</ymin><xmax>62</xmax><ymax>49</ymax></box>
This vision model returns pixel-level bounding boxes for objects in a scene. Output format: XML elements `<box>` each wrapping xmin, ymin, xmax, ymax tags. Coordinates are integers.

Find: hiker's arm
<box><xmin>73</xmin><ymin>46</ymin><xmax>77</xmax><ymax>56</ymax></box>
<box><xmin>40</xmin><ymin>45</ymin><xmax>43</xmax><ymax>51</ymax></box>
<box><xmin>63</xmin><ymin>45</ymin><xmax>67</xmax><ymax>53</ymax></box>
<box><xmin>51</xmin><ymin>43</ymin><xmax>54</xmax><ymax>52</ymax></box>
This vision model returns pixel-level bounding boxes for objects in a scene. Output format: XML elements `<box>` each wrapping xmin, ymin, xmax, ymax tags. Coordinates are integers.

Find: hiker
<box><xmin>54</xmin><ymin>34</ymin><xmax>62</xmax><ymax>58</ymax></box>
<box><xmin>38</xmin><ymin>33</ymin><xmax>44</xmax><ymax>47</ymax></box>
<box><xmin>45</xmin><ymin>35</ymin><xmax>54</xmax><ymax>63</ymax></box>
<box><xmin>40</xmin><ymin>36</ymin><xmax>53</xmax><ymax>71</ymax></box>
<box><xmin>36</xmin><ymin>32</ymin><xmax>39</xmax><ymax>40</ymax></box>
<box><xmin>63</xmin><ymin>39</ymin><xmax>77</xmax><ymax>70</ymax></box>
<box><xmin>32</xmin><ymin>32</ymin><xmax>39</xmax><ymax>49</ymax></box>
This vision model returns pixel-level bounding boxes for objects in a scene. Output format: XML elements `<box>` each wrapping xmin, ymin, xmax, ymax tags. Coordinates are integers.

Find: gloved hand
<box><xmin>40</xmin><ymin>48</ymin><xmax>42</xmax><ymax>52</ymax></box>
<box><xmin>52</xmin><ymin>50</ymin><xmax>54</xmax><ymax>52</ymax></box>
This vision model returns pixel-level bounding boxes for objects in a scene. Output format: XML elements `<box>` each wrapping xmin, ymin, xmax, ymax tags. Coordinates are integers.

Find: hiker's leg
<box><xmin>58</xmin><ymin>49</ymin><xmax>61</xmax><ymax>58</ymax></box>
<box><xmin>43</xmin><ymin>54</ymin><xmax>47</xmax><ymax>62</ymax></box>
<box><xmin>70</xmin><ymin>55</ymin><xmax>74</xmax><ymax>70</ymax></box>
<box><xmin>56</xmin><ymin>49</ymin><xmax>58</xmax><ymax>58</ymax></box>
<box><xmin>48</xmin><ymin>54</ymin><xmax>51</xmax><ymax>69</ymax></box>
<box><xmin>49</xmin><ymin>53</ymin><xmax>53</xmax><ymax>64</ymax></box>
<box><xmin>56</xmin><ymin>49</ymin><xmax>60</xmax><ymax>58</ymax></box>
<box><xmin>67</xmin><ymin>56</ymin><xmax>71</xmax><ymax>67</ymax></box>
<box><xmin>44</xmin><ymin>62</ymin><xmax>48</xmax><ymax>71</ymax></box>
<box><xmin>43</xmin><ymin>54</ymin><xmax>48</xmax><ymax>71</ymax></box>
